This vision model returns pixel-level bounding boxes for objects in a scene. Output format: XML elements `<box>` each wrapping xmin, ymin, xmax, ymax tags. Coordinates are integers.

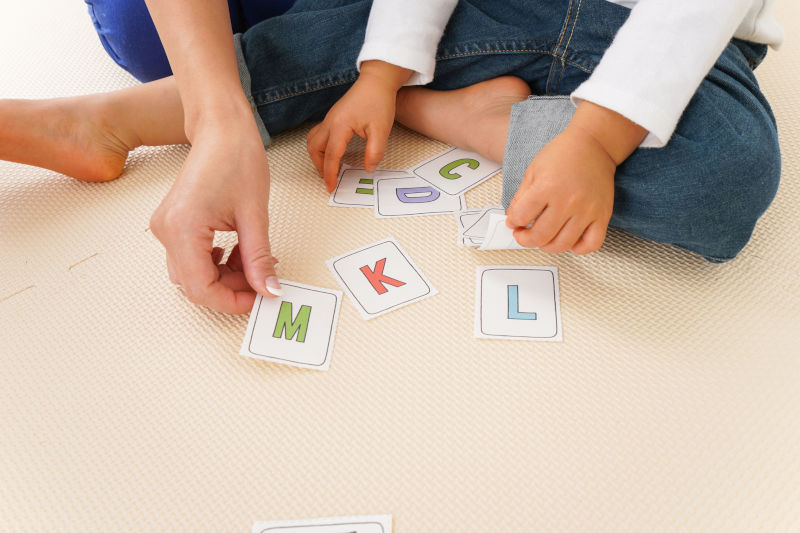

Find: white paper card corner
<box><xmin>253</xmin><ymin>514</ymin><xmax>392</xmax><ymax>533</ymax></box>
<box><xmin>329</xmin><ymin>166</ymin><xmax>410</xmax><ymax>208</ymax></box>
<box><xmin>240</xmin><ymin>280</ymin><xmax>342</xmax><ymax>370</ymax></box>
<box><xmin>474</xmin><ymin>266</ymin><xmax>562</xmax><ymax>341</ymax></box>
<box><xmin>478</xmin><ymin>213</ymin><xmax>529</xmax><ymax>250</ymax></box>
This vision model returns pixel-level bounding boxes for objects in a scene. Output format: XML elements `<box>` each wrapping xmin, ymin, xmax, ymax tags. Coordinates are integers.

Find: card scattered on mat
<box><xmin>240</xmin><ymin>280</ymin><xmax>342</xmax><ymax>370</ymax></box>
<box><xmin>253</xmin><ymin>515</ymin><xmax>392</xmax><ymax>533</ymax></box>
<box><xmin>327</xmin><ymin>237</ymin><xmax>437</xmax><ymax>320</ymax></box>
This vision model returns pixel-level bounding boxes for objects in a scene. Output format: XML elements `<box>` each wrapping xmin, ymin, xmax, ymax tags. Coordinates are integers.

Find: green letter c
<box><xmin>439</xmin><ymin>158</ymin><xmax>480</xmax><ymax>180</ymax></box>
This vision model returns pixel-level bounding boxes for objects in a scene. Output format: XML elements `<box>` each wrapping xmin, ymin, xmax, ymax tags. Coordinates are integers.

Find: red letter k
<box><xmin>360</xmin><ymin>258</ymin><xmax>406</xmax><ymax>295</ymax></box>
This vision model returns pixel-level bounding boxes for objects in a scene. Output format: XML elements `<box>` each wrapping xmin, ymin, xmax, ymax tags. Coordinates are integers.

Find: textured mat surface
<box><xmin>1</xmin><ymin>2</ymin><xmax>799</xmax><ymax>531</ymax></box>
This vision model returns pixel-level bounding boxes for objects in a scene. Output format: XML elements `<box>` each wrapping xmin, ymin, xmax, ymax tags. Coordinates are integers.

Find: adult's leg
<box><xmin>85</xmin><ymin>0</ymin><xmax>186</xmax><ymax>82</ymax></box>
<box><xmin>85</xmin><ymin>0</ymin><xmax>295</xmax><ymax>82</ymax></box>
<box><xmin>0</xmin><ymin>77</ymin><xmax>185</xmax><ymax>181</ymax></box>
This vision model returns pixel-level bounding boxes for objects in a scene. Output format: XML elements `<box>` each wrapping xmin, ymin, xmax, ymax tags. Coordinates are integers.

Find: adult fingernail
<box><xmin>265</xmin><ymin>276</ymin><xmax>283</xmax><ymax>296</ymax></box>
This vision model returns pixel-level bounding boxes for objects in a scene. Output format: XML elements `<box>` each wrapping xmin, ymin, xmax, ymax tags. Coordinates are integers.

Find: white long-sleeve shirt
<box><xmin>356</xmin><ymin>0</ymin><xmax>784</xmax><ymax>148</ymax></box>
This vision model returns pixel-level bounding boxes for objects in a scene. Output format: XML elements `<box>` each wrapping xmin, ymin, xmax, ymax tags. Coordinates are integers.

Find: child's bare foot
<box><xmin>0</xmin><ymin>96</ymin><xmax>139</xmax><ymax>182</ymax></box>
<box><xmin>396</xmin><ymin>76</ymin><xmax>531</xmax><ymax>163</ymax></box>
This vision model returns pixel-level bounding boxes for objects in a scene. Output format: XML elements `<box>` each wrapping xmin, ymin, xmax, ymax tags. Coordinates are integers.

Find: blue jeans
<box><xmin>235</xmin><ymin>0</ymin><xmax>780</xmax><ymax>262</ymax></box>
<box><xmin>85</xmin><ymin>0</ymin><xmax>295</xmax><ymax>82</ymax></box>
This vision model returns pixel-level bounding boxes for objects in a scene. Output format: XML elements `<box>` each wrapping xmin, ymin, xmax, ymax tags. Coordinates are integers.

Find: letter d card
<box><xmin>326</xmin><ymin>238</ymin><xmax>437</xmax><ymax>320</ymax></box>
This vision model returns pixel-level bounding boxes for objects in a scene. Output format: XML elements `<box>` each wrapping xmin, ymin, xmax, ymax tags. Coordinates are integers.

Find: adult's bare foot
<box><xmin>0</xmin><ymin>95</ymin><xmax>139</xmax><ymax>182</ymax></box>
<box><xmin>396</xmin><ymin>76</ymin><xmax>530</xmax><ymax>163</ymax></box>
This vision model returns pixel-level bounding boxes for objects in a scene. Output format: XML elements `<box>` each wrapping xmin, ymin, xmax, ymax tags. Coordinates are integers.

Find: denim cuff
<box><xmin>234</xmin><ymin>33</ymin><xmax>271</xmax><ymax>147</ymax></box>
<box><xmin>501</xmin><ymin>96</ymin><xmax>576</xmax><ymax>208</ymax></box>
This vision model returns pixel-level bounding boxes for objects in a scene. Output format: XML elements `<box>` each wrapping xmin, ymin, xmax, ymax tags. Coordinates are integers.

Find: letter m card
<box><xmin>326</xmin><ymin>238</ymin><xmax>437</xmax><ymax>320</ymax></box>
<box><xmin>240</xmin><ymin>280</ymin><xmax>342</xmax><ymax>370</ymax></box>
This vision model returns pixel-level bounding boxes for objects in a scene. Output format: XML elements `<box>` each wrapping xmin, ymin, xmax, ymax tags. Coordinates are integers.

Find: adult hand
<box><xmin>149</xmin><ymin>120</ymin><xmax>279</xmax><ymax>314</ymax></box>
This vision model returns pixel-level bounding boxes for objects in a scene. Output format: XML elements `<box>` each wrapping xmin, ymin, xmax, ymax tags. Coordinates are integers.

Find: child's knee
<box><xmin>696</xmin><ymin>128</ymin><xmax>781</xmax><ymax>261</ymax></box>
<box><xmin>613</xmin><ymin>119</ymin><xmax>780</xmax><ymax>261</ymax></box>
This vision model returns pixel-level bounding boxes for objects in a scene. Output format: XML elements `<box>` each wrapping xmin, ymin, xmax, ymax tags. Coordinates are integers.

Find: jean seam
<box><xmin>436</xmin><ymin>47</ymin><xmax>592</xmax><ymax>74</ymax></box>
<box><xmin>252</xmin><ymin>71</ymin><xmax>359</xmax><ymax>107</ymax></box>
<box><xmin>555</xmin><ymin>0</ymin><xmax>584</xmax><ymax>93</ymax></box>
<box><xmin>546</xmin><ymin>0</ymin><xmax>574</xmax><ymax>94</ymax></box>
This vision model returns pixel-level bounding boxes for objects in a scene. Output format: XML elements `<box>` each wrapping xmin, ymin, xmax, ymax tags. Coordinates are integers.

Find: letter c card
<box><xmin>326</xmin><ymin>238</ymin><xmax>437</xmax><ymax>320</ymax></box>
<box><xmin>411</xmin><ymin>147</ymin><xmax>501</xmax><ymax>195</ymax></box>
<box><xmin>240</xmin><ymin>280</ymin><xmax>342</xmax><ymax>370</ymax></box>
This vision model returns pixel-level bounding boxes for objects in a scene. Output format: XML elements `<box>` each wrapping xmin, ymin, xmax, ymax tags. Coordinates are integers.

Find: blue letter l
<box><xmin>507</xmin><ymin>285</ymin><xmax>537</xmax><ymax>320</ymax></box>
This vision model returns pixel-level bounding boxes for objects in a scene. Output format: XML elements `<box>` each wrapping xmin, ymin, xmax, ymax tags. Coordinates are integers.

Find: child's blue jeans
<box><xmin>101</xmin><ymin>0</ymin><xmax>776</xmax><ymax>262</ymax></box>
<box><xmin>235</xmin><ymin>0</ymin><xmax>780</xmax><ymax>262</ymax></box>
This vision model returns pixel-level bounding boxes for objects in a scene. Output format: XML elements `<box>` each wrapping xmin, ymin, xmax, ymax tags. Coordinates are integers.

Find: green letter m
<box><xmin>272</xmin><ymin>302</ymin><xmax>312</xmax><ymax>343</ymax></box>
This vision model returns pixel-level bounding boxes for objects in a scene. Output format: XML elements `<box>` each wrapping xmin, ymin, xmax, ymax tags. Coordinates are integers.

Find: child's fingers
<box><xmin>364</xmin><ymin>124</ymin><xmax>389</xmax><ymax>172</ymax></box>
<box><xmin>512</xmin><ymin>205</ymin><xmax>563</xmax><ymax>249</ymax></box>
<box><xmin>505</xmin><ymin>175</ymin><xmax>546</xmax><ymax>228</ymax></box>
<box><xmin>540</xmin><ymin>217</ymin><xmax>585</xmax><ymax>254</ymax></box>
<box><xmin>306</xmin><ymin>124</ymin><xmax>329</xmax><ymax>178</ymax></box>
<box><xmin>571</xmin><ymin>220</ymin><xmax>608</xmax><ymax>255</ymax></box>
<box><xmin>323</xmin><ymin>126</ymin><xmax>353</xmax><ymax>190</ymax></box>
<box><xmin>506</xmin><ymin>195</ymin><xmax>546</xmax><ymax>229</ymax></box>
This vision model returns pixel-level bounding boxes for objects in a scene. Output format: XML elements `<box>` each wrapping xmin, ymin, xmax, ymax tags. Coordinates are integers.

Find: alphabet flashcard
<box><xmin>475</xmin><ymin>266</ymin><xmax>562</xmax><ymax>341</ymax></box>
<box><xmin>374</xmin><ymin>175</ymin><xmax>465</xmax><ymax>218</ymax></box>
<box><xmin>240</xmin><ymin>281</ymin><xmax>342</xmax><ymax>370</ymax></box>
<box><xmin>411</xmin><ymin>147</ymin><xmax>501</xmax><ymax>196</ymax></box>
<box><xmin>454</xmin><ymin>207</ymin><xmax>509</xmax><ymax>247</ymax></box>
<box><xmin>329</xmin><ymin>165</ymin><xmax>412</xmax><ymax>208</ymax></box>
<box><xmin>455</xmin><ymin>209</ymin><xmax>484</xmax><ymax>246</ymax></box>
<box><xmin>460</xmin><ymin>206</ymin><xmax>505</xmax><ymax>240</ymax></box>
<box><xmin>327</xmin><ymin>238</ymin><xmax>437</xmax><ymax>320</ymax></box>
<box><xmin>478</xmin><ymin>213</ymin><xmax>529</xmax><ymax>250</ymax></box>
<box><xmin>253</xmin><ymin>515</ymin><xmax>391</xmax><ymax>533</ymax></box>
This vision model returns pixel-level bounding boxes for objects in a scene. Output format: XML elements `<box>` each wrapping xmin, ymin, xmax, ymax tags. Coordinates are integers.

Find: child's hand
<box><xmin>307</xmin><ymin>60</ymin><xmax>412</xmax><ymax>192</ymax></box>
<box><xmin>506</xmin><ymin>101</ymin><xmax>647</xmax><ymax>254</ymax></box>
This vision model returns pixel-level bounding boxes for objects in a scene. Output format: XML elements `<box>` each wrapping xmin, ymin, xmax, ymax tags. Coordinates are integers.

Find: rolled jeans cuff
<box><xmin>501</xmin><ymin>96</ymin><xmax>576</xmax><ymax>208</ymax></box>
<box><xmin>234</xmin><ymin>33</ymin><xmax>271</xmax><ymax>147</ymax></box>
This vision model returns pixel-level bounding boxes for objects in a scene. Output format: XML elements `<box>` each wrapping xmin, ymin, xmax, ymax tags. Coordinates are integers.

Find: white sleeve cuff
<box><xmin>569</xmin><ymin>0</ymin><xmax>752</xmax><ymax>149</ymax></box>
<box><xmin>571</xmin><ymin>81</ymin><xmax>674</xmax><ymax>148</ymax></box>
<box><xmin>357</xmin><ymin>42</ymin><xmax>436</xmax><ymax>86</ymax></box>
<box><xmin>356</xmin><ymin>0</ymin><xmax>457</xmax><ymax>87</ymax></box>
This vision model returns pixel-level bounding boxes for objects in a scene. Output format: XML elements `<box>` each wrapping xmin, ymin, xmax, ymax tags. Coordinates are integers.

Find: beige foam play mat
<box><xmin>2</xmin><ymin>1</ymin><xmax>799</xmax><ymax>531</ymax></box>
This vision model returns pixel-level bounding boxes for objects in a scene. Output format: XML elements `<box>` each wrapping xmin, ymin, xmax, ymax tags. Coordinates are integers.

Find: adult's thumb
<box><xmin>237</xmin><ymin>211</ymin><xmax>280</xmax><ymax>298</ymax></box>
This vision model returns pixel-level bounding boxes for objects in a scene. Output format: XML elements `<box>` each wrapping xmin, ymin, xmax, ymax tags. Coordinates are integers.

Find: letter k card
<box><xmin>326</xmin><ymin>238</ymin><xmax>437</xmax><ymax>320</ymax></box>
<box><xmin>240</xmin><ymin>280</ymin><xmax>342</xmax><ymax>370</ymax></box>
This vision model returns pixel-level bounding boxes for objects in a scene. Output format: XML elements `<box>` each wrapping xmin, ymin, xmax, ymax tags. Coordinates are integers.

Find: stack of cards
<box><xmin>454</xmin><ymin>208</ymin><xmax>531</xmax><ymax>250</ymax></box>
